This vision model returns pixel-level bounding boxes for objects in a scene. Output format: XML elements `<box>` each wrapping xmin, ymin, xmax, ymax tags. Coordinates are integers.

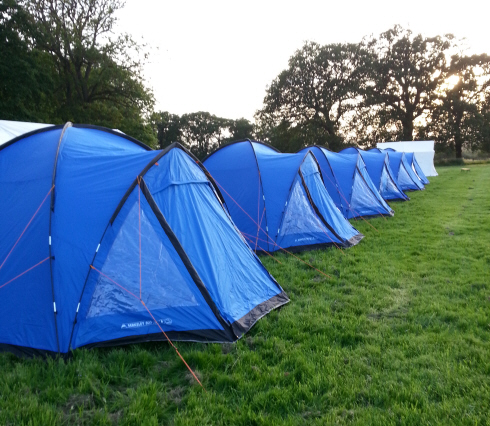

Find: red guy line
<box><xmin>89</xmin><ymin>265</ymin><xmax>206</xmax><ymax>391</ymax></box>
<box><xmin>0</xmin><ymin>185</ymin><xmax>54</xmax><ymax>272</ymax></box>
<box><xmin>0</xmin><ymin>257</ymin><xmax>51</xmax><ymax>290</ymax></box>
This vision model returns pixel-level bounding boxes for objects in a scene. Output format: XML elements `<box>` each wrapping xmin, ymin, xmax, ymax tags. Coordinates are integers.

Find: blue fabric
<box><xmin>405</xmin><ymin>152</ymin><xmax>430</xmax><ymax>184</ymax></box>
<box><xmin>72</xmin><ymin>188</ymin><xmax>224</xmax><ymax>348</ymax></box>
<box><xmin>299</xmin><ymin>154</ymin><xmax>359</xmax><ymax>243</ymax></box>
<box><xmin>53</xmin><ymin>127</ymin><xmax>157</xmax><ymax>351</ymax></box>
<box><xmin>204</xmin><ymin>142</ymin><xmax>361</xmax><ymax>252</ymax></box>
<box><xmin>0</xmin><ymin>129</ymin><xmax>61</xmax><ymax>352</ymax></box>
<box><xmin>385</xmin><ymin>151</ymin><xmax>424</xmax><ymax>191</ymax></box>
<box><xmin>146</xmin><ymin>148</ymin><xmax>282</xmax><ymax>325</ymax></box>
<box><xmin>364</xmin><ymin>151</ymin><xmax>407</xmax><ymax>201</ymax></box>
<box><xmin>1</xmin><ymin>127</ymin><xmax>285</xmax><ymax>354</ymax></box>
<box><xmin>355</xmin><ymin>154</ymin><xmax>394</xmax><ymax>215</ymax></box>
<box><xmin>255</xmin><ymin>149</ymin><xmax>311</xmax><ymax>246</ymax></box>
<box><xmin>203</xmin><ymin>142</ymin><xmax>269</xmax><ymax>251</ymax></box>
<box><xmin>400</xmin><ymin>154</ymin><xmax>425</xmax><ymax>190</ymax></box>
<box><xmin>300</xmin><ymin>147</ymin><xmax>393</xmax><ymax>218</ymax></box>
<box><xmin>356</xmin><ymin>149</ymin><xmax>408</xmax><ymax>200</ymax></box>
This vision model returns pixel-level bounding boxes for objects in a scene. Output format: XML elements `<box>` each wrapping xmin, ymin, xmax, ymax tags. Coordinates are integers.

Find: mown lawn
<box><xmin>1</xmin><ymin>165</ymin><xmax>489</xmax><ymax>425</ymax></box>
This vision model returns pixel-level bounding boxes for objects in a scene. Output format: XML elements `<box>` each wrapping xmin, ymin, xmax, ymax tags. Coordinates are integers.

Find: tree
<box><xmin>422</xmin><ymin>54</ymin><xmax>490</xmax><ymax>157</ymax></box>
<box><xmin>481</xmin><ymin>91</ymin><xmax>490</xmax><ymax>154</ymax></box>
<box><xmin>225</xmin><ymin>118</ymin><xmax>254</xmax><ymax>142</ymax></box>
<box><xmin>0</xmin><ymin>0</ymin><xmax>58</xmax><ymax>122</ymax></box>
<box><xmin>362</xmin><ymin>25</ymin><xmax>456</xmax><ymax>141</ymax></box>
<box><xmin>256</xmin><ymin>42</ymin><xmax>370</xmax><ymax>151</ymax></box>
<box><xmin>179</xmin><ymin>112</ymin><xmax>228</xmax><ymax>159</ymax></box>
<box><xmin>149</xmin><ymin>111</ymin><xmax>181</xmax><ymax>149</ymax></box>
<box><xmin>21</xmin><ymin>0</ymin><xmax>156</xmax><ymax>145</ymax></box>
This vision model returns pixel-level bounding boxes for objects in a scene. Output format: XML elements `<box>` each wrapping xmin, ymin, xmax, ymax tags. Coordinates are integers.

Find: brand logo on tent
<box><xmin>121</xmin><ymin>318</ymin><xmax>172</xmax><ymax>329</ymax></box>
<box><xmin>294</xmin><ymin>237</ymin><xmax>315</xmax><ymax>243</ymax></box>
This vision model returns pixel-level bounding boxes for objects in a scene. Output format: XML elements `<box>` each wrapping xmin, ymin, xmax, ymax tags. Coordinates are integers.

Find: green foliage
<box><xmin>150</xmin><ymin>111</ymin><xmax>255</xmax><ymax>158</ymax></box>
<box><xmin>178</xmin><ymin>112</ymin><xmax>229</xmax><ymax>159</ymax></box>
<box><xmin>149</xmin><ymin>111</ymin><xmax>182</xmax><ymax>149</ymax></box>
<box><xmin>361</xmin><ymin>25</ymin><xmax>456</xmax><ymax>142</ymax></box>
<box><xmin>422</xmin><ymin>54</ymin><xmax>490</xmax><ymax>158</ymax></box>
<box><xmin>257</xmin><ymin>25</ymin><xmax>490</xmax><ymax>157</ymax></box>
<box><xmin>224</xmin><ymin>118</ymin><xmax>255</xmax><ymax>143</ymax></box>
<box><xmin>1</xmin><ymin>0</ymin><xmax>156</xmax><ymax>145</ymax></box>
<box><xmin>256</xmin><ymin>42</ymin><xmax>369</xmax><ymax>151</ymax></box>
<box><xmin>1</xmin><ymin>165</ymin><xmax>490</xmax><ymax>424</ymax></box>
<box><xmin>0</xmin><ymin>0</ymin><xmax>59</xmax><ymax>122</ymax></box>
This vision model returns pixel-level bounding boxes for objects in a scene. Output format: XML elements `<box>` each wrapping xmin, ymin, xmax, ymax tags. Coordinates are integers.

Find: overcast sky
<box><xmin>115</xmin><ymin>0</ymin><xmax>490</xmax><ymax>121</ymax></box>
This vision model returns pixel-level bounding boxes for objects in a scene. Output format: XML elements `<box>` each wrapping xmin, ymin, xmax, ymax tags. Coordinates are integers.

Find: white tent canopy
<box><xmin>0</xmin><ymin>120</ymin><xmax>53</xmax><ymax>146</ymax></box>
<box><xmin>377</xmin><ymin>141</ymin><xmax>438</xmax><ymax>177</ymax></box>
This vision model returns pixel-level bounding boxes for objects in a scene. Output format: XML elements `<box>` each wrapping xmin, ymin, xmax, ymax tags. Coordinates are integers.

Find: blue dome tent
<box><xmin>369</xmin><ymin>148</ymin><xmax>425</xmax><ymax>192</ymax></box>
<box><xmin>0</xmin><ymin>124</ymin><xmax>288</xmax><ymax>357</ymax></box>
<box><xmin>299</xmin><ymin>146</ymin><xmax>393</xmax><ymax>219</ymax></box>
<box><xmin>340</xmin><ymin>147</ymin><xmax>408</xmax><ymax>201</ymax></box>
<box><xmin>404</xmin><ymin>152</ymin><xmax>430</xmax><ymax>185</ymax></box>
<box><xmin>203</xmin><ymin>140</ymin><xmax>363</xmax><ymax>253</ymax></box>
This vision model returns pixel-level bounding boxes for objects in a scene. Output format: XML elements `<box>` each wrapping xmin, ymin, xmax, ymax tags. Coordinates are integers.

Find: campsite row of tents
<box><xmin>0</xmin><ymin>121</ymin><xmax>434</xmax><ymax>357</ymax></box>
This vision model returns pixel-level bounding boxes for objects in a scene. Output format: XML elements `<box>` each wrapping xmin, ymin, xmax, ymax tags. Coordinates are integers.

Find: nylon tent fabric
<box><xmin>340</xmin><ymin>147</ymin><xmax>408</xmax><ymax>201</ymax></box>
<box><xmin>0</xmin><ymin>120</ymin><xmax>53</xmax><ymax>146</ymax></box>
<box><xmin>377</xmin><ymin>141</ymin><xmax>438</xmax><ymax>176</ymax></box>
<box><xmin>404</xmin><ymin>152</ymin><xmax>430</xmax><ymax>185</ymax></box>
<box><xmin>203</xmin><ymin>140</ymin><xmax>363</xmax><ymax>253</ymax></box>
<box><xmin>299</xmin><ymin>146</ymin><xmax>393</xmax><ymax>219</ymax></box>
<box><xmin>0</xmin><ymin>124</ymin><xmax>288</xmax><ymax>357</ymax></box>
<box><xmin>382</xmin><ymin>149</ymin><xmax>425</xmax><ymax>191</ymax></box>
<box><xmin>369</xmin><ymin>148</ymin><xmax>423</xmax><ymax>192</ymax></box>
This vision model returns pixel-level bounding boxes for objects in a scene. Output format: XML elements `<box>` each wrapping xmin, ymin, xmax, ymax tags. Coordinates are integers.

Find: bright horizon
<box><xmin>115</xmin><ymin>0</ymin><xmax>490</xmax><ymax>122</ymax></box>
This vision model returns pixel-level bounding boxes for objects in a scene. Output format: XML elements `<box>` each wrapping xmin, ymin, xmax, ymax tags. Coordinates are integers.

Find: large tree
<box><xmin>256</xmin><ymin>41</ymin><xmax>370</xmax><ymax>151</ymax></box>
<box><xmin>21</xmin><ymin>0</ymin><xmax>155</xmax><ymax>145</ymax></box>
<box><xmin>422</xmin><ymin>54</ymin><xmax>490</xmax><ymax>157</ymax></box>
<box><xmin>178</xmin><ymin>111</ymin><xmax>229</xmax><ymax>159</ymax></box>
<box><xmin>0</xmin><ymin>0</ymin><xmax>58</xmax><ymax>122</ymax></box>
<box><xmin>224</xmin><ymin>118</ymin><xmax>254</xmax><ymax>142</ymax></box>
<box><xmin>149</xmin><ymin>111</ymin><xmax>181</xmax><ymax>149</ymax></box>
<box><xmin>149</xmin><ymin>112</ymin><xmax>255</xmax><ymax>157</ymax></box>
<box><xmin>361</xmin><ymin>25</ymin><xmax>456</xmax><ymax>142</ymax></box>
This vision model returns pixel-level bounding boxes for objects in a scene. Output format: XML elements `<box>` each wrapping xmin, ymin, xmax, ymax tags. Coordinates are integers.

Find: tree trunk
<box><xmin>455</xmin><ymin>142</ymin><xmax>463</xmax><ymax>158</ymax></box>
<box><xmin>402</xmin><ymin>114</ymin><xmax>414</xmax><ymax>141</ymax></box>
<box><xmin>454</xmin><ymin>113</ymin><xmax>463</xmax><ymax>158</ymax></box>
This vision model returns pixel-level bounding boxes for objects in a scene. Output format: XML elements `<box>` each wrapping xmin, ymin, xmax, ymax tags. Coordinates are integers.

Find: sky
<box><xmin>115</xmin><ymin>0</ymin><xmax>490</xmax><ymax>122</ymax></box>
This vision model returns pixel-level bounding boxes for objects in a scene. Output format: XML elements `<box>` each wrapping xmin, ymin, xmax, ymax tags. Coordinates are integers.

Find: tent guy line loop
<box><xmin>89</xmin><ymin>265</ymin><xmax>206</xmax><ymax>392</ymax></box>
<box><xmin>0</xmin><ymin>185</ymin><xmax>54</xmax><ymax>272</ymax></box>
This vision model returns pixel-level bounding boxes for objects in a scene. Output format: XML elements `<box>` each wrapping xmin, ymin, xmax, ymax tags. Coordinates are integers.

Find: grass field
<box><xmin>1</xmin><ymin>165</ymin><xmax>489</xmax><ymax>425</ymax></box>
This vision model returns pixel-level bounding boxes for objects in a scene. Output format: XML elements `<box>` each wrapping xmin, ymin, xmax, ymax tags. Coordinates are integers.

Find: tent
<box><xmin>0</xmin><ymin>124</ymin><xmax>288</xmax><ymax>357</ymax></box>
<box><xmin>340</xmin><ymin>147</ymin><xmax>409</xmax><ymax>201</ymax></box>
<box><xmin>203</xmin><ymin>140</ymin><xmax>363</xmax><ymax>253</ymax></box>
<box><xmin>298</xmin><ymin>146</ymin><xmax>393</xmax><ymax>218</ymax></box>
<box><xmin>0</xmin><ymin>120</ymin><xmax>52</xmax><ymax>146</ymax></box>
<box><xmin>377</xmin><ymin>141</ymin><xmax>438</xmax><ymax>176</ymax></box>
<box><xmin>370</xmin><ymin>148</ymin><xmax>424</xmax><ymax>191</ymax></box>
<box><xmin>404</xmin><ymin>152</ymin><xmax>430</xmax><ymax>185</ymax></box>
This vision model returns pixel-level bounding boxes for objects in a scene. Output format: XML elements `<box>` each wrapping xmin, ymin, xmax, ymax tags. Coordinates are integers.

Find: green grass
<box><xmin>1</xmin><ymin>165</ymin><xmax>490</xmax><ymax>425</ymax></box>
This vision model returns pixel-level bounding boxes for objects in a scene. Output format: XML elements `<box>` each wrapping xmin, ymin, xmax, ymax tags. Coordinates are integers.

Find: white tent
<box><xmin>0</xmin><ymin>120</ymin><xmax>53</xmax><ymax>146</ymax></box>
<box><xmin>377</xmin><ymin>141</ymin><xmax>438</xmax><ymax>177</ymax></box>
